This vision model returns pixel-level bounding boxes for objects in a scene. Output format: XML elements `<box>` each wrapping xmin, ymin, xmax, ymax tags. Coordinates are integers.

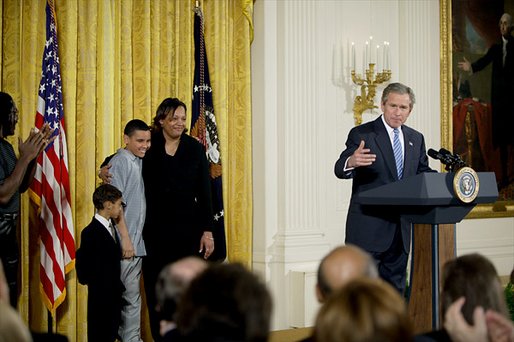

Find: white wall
<box><xmin>251</xmin><ymin>0</ymin><xmax>514</xmax><ymax>330</ymax></box>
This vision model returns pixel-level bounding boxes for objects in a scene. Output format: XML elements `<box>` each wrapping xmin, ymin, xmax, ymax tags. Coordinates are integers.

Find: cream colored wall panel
<box><xmin>457</xmin><ymin>218</ymin><xmax>514</xmax><ymax>276</ymax></box>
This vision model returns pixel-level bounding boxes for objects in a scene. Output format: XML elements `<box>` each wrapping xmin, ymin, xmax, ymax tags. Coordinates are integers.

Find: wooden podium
<box><xmin>355</xmin><ymin>172</ymin><xmax>498</xmax><ymax>333</ymax></box>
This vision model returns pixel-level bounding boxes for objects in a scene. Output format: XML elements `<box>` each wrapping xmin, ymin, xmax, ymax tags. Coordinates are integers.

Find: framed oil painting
<box><xmin>440</xmin><ymin>0</ymin><xmax>514</xmax><ymax>218</ymax></box>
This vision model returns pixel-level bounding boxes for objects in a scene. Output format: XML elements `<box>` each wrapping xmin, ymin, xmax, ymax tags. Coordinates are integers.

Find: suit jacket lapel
<box><xmin>373</xmin><ymin>117</ymin><xmax>398</xmax><ymax>180</ymax></box>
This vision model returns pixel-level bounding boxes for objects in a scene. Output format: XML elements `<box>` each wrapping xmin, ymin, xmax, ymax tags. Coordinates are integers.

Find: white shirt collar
<box><xmin>381</xmin><ymin>115</ymin><xmax>402</xmax><ymax>135</ymax></box>
<box><xmin>94</xmin><ymin>213</ymin><xmax>113</xmax><ymax>236</ymax></box>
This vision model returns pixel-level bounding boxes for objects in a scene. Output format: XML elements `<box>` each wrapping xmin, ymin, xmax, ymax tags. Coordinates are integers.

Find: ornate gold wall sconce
<box><xmin>350</xmin><ymin>40</ymin><xmax>391</xmax><ymax>126</ymax></box>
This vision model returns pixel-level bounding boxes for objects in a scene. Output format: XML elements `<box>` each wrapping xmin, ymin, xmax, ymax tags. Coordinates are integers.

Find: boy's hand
<box><xmin>99</xmin><ymin>164</ymin><xmax>113</xmax><ymax>184</ymax></box>
<box><xmin>120</xmin><ymin>237</ymin><xmax>135</xmax><ymax>259</ymax></box>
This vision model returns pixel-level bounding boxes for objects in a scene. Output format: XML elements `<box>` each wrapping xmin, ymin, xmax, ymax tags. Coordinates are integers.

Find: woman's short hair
<box><xmin>152</xmin><ymin>98</ymin><xmax>187</xmax><ymax>132</ymax></box>
<box><xmin>314</xmin><ymin>278</ymin><xmax>413</xmax><ymax>342</ymax></box>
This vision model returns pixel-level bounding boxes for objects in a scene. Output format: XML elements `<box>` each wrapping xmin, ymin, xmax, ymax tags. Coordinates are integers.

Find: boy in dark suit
<box><xmin>76</xmin><ymin>184</ymin><xmax>124</xmax><ymax>342</ymax></box>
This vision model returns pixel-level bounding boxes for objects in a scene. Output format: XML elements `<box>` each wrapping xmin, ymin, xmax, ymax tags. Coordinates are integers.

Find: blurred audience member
<box><xmin>176</xmin><ymin>263</ymin><xmax>272</xmax><ymax>342</ymax></box>
<box><xmin>299</xmin><ymin>245</ymin><xmax>379</xmax><ymax>342</ymax></box>
<box><xmin>155</xmin><ymin>257</ymin><xmax>207</xmax><ymax>341</ymax></box>
<box><xmin>313</xmin><ymin>278</ymin><xmax>413</xmax><ymax>342</ymax></box>
<box><xmin>418</xmin><ymin>253</ymin><xmax>510</xmax><ymax>342</ymax></box>
<box><xmin>444</xmin><ymin>297</ymin><xmax>514</xmax><ymax>342</ymax></box>
<box><xmin>0</xmin><ymin>260</ymin><xmax>31</xmax><ymax>342</ymax></box>
<box><xmin>0</xmin><ymin>261</ymin><xmax>8</xmax><ymax>304</ymax></box>
<box><xmin>1</xmin><ymin>259</ymin><xmax>67</xmax><ymax>342</ymax></box>
<box><xmin>316</xmin><ymin>244</ymin><xmax>378</xmax><ymax>302</ymax></box>
<box><xmin>0</xmin><ymin>301</ymin><xmax>32</xmax><ymax>342</ymax></box>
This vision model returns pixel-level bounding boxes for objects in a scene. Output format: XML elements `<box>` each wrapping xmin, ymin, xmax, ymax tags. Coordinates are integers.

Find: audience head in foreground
<box><xmin>314</xmin><ymin>278</ymin><xmax>413</xmax><ymax>342</ymax></box>
<box><xmin>441</xmin><ymin>253</ymin><xmax>513</xmax><ymax>342</ymax></box>
<box><xmin>176</xmin><ymin>262</ymin><xmax>272</xmax><ymax>342</ymax></box>
<box><xmin>0</xmin><ymin>302</ymin><xmax>32</xmax><ymax>342</ymax></box>
<box><xmin>316</xmin><ymin>244</ymin><xmax>378</xmax><ymax>302</ymax></box>
<box><xmin>155</xmin><ymin>256</ymin><xmax>207</xmax><ymax>337</ymax></box>
<box><xmin>442</xmin><ymin>253</ymin><xmax>508</xmax><ymax>324</ymax></box>
<box><xmin>0</xmin><ymin>261</ymin><xmax>31</xmax><ymax>342</ymax></box>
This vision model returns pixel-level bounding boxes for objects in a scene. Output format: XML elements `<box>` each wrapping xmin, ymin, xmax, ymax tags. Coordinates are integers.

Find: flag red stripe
<box><xmin>39</xmin><ymin>264</ymin><xmax>54</xmax><ymax>300</ymax></box>
<box><xmin>30</xmin><ymin>0</ymin><xmax>75</xmax><ymax>314</ymax></box>
<box><xmin>39</xmin><ymin>221</ymin><xmax>65</xmax><ymax>288</ymax></box>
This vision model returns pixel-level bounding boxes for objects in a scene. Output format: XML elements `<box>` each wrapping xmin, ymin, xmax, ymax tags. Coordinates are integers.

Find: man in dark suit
<box><xmin>458</xmin><ymin>13</ymin><xmax>514</xmax><ymax>187</ymax></box>
<box><xmin>334</xmin><ymin>82</ymin><xmax>434</xmax><ymax>294</ymax></box>
<box><xmin>76</xmin><ymin>184</ymin><xmax>125</xmax><ymax>342</ymax></box>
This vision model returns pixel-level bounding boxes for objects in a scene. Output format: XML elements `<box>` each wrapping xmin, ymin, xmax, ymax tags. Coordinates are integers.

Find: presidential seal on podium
<box><xmin>453</xmin><ymin>166</ymin><xmax>480</xmax><ymax>203</ymax></box>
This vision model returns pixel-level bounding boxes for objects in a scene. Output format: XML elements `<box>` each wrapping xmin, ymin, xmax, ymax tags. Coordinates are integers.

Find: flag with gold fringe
<box><xmin>190</xmin><ymin>6</ymin><xmax>227</xmax><ymax>261</ymax></box>
<box><xmin>29</xmin><ymin>0</ymin><xmax>75</xmax><ymax>315</ymax></box>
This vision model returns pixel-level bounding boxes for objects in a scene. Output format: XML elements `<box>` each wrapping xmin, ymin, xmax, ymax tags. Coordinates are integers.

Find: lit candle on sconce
<box><xmin>341</xmin><ymin>41</ymin><xmax>344</xmax><ymax>79</ymax></box>
<box><xmin>384</xmin><ymin>41</ymin><xmax>390</xmax><ymax>70</ymax></box>
<box><xmin>351</xmin><ymin>42</ymin><xmax>355</xmax><ymax>70</ymax></box>
<box><xmin>382</xmin><ymin>40</ymin><xmax>387</xmax><ymax>70</ymax></box>
<box><xmin>376</xmin><ymin>45</ymin><xmax>380</xmax><ymax>69</ymax></box>
<box><xmin>369</xmin><ymin>36</ymin><xmax>373</xmax><ymax>64</ymax></box>
<box><xmin>365</xmin><ymin>41</ymin><xmax>369</xmax><ymax>69</ymax></box>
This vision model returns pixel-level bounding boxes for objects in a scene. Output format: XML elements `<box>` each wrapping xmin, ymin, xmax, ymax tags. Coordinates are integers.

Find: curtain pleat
<box><xmin>0</xmin><ymin>0</ymin><xmax>253</xmax><ymax>340</ymax></box>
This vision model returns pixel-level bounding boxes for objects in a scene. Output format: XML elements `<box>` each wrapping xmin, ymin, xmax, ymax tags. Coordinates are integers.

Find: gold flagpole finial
<box><xmin>195</xmin><ymin>1</ymin><xmax>199</xmax><ymax>8</ymax></box>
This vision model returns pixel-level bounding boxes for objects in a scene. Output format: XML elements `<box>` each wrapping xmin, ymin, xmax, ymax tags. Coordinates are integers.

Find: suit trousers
<box><xmin>369</xmin><ymin>226</ymin><xmax>409</xmax><ymax>294</ymax></box>
<box><xmin>119</xmin><ymin>256</ymin><xmax>143</xmax><ymax>342</ymax></box>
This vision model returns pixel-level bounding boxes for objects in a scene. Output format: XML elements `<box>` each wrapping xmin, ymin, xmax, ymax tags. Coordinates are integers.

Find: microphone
<box><xmin>427</xmin><ymin>148</ymin><xmax>467</xmax><ymax>171</ymax></box>
<box><xmin>427</xmin><ymin>148</ymin><xmax>453</xmax><ymax>165</ymax></box>
<box><xmin>427</xmin><ymin>148</ymin><xmax>442</xmax><ymax>160</ymax></box>
<box><xmin>439</xmin><ymin>148</ymin><xmax>458</xmax><ymax>163</ymax></box>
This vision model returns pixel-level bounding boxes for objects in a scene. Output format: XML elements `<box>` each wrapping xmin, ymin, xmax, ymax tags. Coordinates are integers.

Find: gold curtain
<box><xmin>0</xmin><ymin>0</ymin><xmax>253</xmax><ymax>340</ymax></box>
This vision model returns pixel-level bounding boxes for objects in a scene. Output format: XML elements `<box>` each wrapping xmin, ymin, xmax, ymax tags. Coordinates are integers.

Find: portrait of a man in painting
<box><xmin>451</xmin><ymin>0</ymin><xmax>514</xmax><ymax>202</ymax></box>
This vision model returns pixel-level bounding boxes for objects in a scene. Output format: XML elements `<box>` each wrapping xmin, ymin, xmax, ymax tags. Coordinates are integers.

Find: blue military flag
<box><xmin>190</xmin><ymin>6</ymin><xmax>226</xmax><ymax>261</ymax></box>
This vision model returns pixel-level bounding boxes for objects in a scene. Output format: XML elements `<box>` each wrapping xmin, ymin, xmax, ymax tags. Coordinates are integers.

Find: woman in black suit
<box><xmin>142</xmin><ymin>98</ymin><xmax>214</xmax><ymax>340</ymax></box>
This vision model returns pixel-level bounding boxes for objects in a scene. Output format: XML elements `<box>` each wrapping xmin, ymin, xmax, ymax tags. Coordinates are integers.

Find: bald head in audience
<box><xmin>316</xmin><ymin>245</ymin><xmax>378</xmax><ymax>302</ymax></box>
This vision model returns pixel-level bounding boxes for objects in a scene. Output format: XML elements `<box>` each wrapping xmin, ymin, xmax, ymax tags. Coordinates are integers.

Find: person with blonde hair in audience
<box><xmin>313</xmin><ymin>277</ymin><xmax>413</xmax><ymax>342</ymax></box>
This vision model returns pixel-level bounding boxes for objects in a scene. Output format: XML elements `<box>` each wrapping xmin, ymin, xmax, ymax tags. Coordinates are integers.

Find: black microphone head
<box><xmin>427</xmin><ymin>148</ymin><xmax>440</xmax><ymax>160</ymax></box>
<box><xmin>439</xmin><ymin>148</ymin><xmax>453</xmax><ymax>156</ymax></box>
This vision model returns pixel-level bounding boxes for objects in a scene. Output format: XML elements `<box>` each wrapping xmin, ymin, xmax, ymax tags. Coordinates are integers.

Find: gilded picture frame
<box><xmin>440</xmin><ymin>0</ymin><xmax>514</xmax><ymax>218</ymax></box>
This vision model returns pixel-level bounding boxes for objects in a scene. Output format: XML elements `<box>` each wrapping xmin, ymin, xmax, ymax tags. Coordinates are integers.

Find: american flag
<box><xmin>191</xmin><ymin>6</ymin><xmax>226</xmax><ymax>261</ymax></box>
<box><xmin>29</xmin><ymin>0</ymin><xmax>75</xmax><ymax>315</ymax></box>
